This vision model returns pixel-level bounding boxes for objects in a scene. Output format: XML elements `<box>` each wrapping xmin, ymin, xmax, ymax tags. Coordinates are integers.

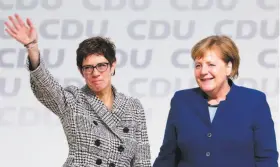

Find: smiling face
<box><xmin>81</xmin><ymin>54</ymin><xmax>116</xmax><ymax>93</ymax></box>
<box><xmin>194</xmin><ymin>48</ymin><xmax>232</xmax><ymax>96</ymax></box>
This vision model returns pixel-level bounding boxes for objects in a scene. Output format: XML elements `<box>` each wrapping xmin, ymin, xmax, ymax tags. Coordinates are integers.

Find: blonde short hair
<box><xmin>191</xmin><ymin>35</ymin><xmax>240</xmax><ymax>79</ymax></box>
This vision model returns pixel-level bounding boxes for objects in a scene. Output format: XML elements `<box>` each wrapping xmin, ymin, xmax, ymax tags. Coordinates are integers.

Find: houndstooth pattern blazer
<box><xmin>27</xmin><ymin>58</ymin><xmax>151</xmax><ymax>167</ymax></box>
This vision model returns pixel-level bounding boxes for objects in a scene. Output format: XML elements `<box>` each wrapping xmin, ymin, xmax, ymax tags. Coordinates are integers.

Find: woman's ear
<box><xmin>111</xmin><ymin>61</ymin><xmax>117</xmax><ymax>76</ymax></box>
<box><xmin>227</xmin><ymin>61</ymin><xmax>232</xmax><ymax>77</ymax></box>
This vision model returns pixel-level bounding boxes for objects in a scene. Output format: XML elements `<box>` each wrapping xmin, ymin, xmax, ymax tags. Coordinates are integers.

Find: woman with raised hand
<box><xmin>5</xmin><ymin>14</ymin><xmax>151</xmax><ymax>167</ymax></box>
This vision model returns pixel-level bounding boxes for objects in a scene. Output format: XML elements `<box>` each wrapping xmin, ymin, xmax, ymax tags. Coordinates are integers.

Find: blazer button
<box><xmin>118</xmin><ymin>145</ymin><xmax>124</xmax><ymax>152</ymax></box>
<box><xmin>123</xmin><ymin>127</ymin><xmax>129</xmax><ymax>133</ymax></box>
<box><xmin>207</xmin><ymin>133</ymin><xmax>212</xmax><ymax>138</ymax></box>
<box><xmin>95</xmin><ymin>139</ymin><xmax>101</xmax><ymax>146</ymax></box>
<box><xmin>96</xmin><ymin>159</ymin><xmax>102</xmax><ymax>165</ymax></box>
<box><xmin>109</xmin><ymin>163</ymin><xmax>115</xmax><ymax>167</ymax></box>
<box><xmin>206</xmin><ymin>152</ymin><xmax>211</xmax><ymax>157</ymax></box>
<box><xmin>93</xmin><ymin>121</ymin><xmax>98</xmax><ymax>125</ymax></box>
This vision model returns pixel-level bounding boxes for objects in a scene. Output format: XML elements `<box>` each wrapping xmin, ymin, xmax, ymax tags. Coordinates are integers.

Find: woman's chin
<box><xmin>89</xmin><ymin>84</ymin><xmax>105</xmax><ymax>93</ymax></box>
<box><xmin>200</xmin><ymin>85</ymin><xmax>214</xmax><ymax>93</ymax></box>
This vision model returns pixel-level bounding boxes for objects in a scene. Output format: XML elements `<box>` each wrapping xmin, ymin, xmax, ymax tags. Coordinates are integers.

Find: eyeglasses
<box><xmin>82</xmin><ymin>62</ymin><xmax>110</xmax><ymax>74</ymax></box>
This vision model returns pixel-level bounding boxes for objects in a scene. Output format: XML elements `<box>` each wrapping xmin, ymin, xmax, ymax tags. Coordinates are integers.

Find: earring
<box><xmin>111</xmin><ymin>70</ymin><xmax>115</xmax><ymax>76</ymax></box>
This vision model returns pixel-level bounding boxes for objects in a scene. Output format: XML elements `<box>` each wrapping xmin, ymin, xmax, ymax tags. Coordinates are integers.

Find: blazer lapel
<box><xmin>81</xmin><ymin>85</ymin><xmax>128</xmax><ymax>142</ymax></box>
<box><xmin>210</xmin><ymin>81</ymin><xmax>238</xmax><ymax>126</ymax></box>
<box><xmin>190</xmin><ymin>88</ymin><xmax>211</xmax><ymax>126</ymax></box>
<box><xmin>188</xmin><ymin>79</ymin><xmax>237</xmax><ymax>127</ymax></box>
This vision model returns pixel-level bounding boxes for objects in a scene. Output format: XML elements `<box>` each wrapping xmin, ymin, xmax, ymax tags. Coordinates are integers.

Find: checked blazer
<box><xmin>27</xmin><ymin>58</ymin><xmax>151</xmax><ymax>167</ymax></box>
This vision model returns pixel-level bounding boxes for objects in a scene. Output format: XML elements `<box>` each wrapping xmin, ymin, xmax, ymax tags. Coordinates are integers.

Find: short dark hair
<box><xmin>76</xmin><ymin>36</ymin><xmax>116</xmax><ymax>74</ymax></box>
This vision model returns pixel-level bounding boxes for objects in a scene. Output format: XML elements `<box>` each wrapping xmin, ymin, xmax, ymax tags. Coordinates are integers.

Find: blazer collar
<box><xmin>193</xmin><ymin>79</ymin><xmax>237</xmax><ymax>126</ymax></box>
<box><xmin>197</xmin><ymin>78</ymin><xmax>236</xmax><ymax>100</ymax></box>
<box><xmin>81</xmin><ymin>85</ymin><xmax>128</xmax><ymax>142</ymax></box>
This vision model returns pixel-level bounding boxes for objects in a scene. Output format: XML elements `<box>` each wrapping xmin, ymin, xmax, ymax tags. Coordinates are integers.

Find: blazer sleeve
<box><xmin>132</xmin><ymin>98</ymin><xmax>152</xmax><ymax>167</ymax></box>
<box><xmin>253</xmin><ymin>93</ymin><xmax>278</xmax><ymax>167</ymax></box>
<box><xmin>153</xmin><ymin>93</ymin><xmax>180</xmax><ymax>167</ymax></box>
<box><xmin>26</xmin><ymin>56</ymin><xmax>74</xmax><ymax>118</ymax></box>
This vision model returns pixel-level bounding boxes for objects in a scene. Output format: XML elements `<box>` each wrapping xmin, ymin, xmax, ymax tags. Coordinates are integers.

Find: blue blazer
<box><xmin>153</xmin><ymin>81</ymin><xmax>278</xmax><ymax>167</ymax></box>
